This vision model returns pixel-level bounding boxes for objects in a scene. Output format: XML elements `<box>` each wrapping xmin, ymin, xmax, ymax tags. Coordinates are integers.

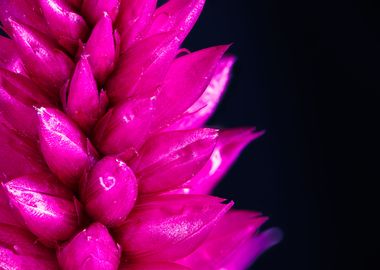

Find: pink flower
<box><xmin>0</xmin><ymin>0</ymin><xmax>281</xmax><ymax>269</ymax></box>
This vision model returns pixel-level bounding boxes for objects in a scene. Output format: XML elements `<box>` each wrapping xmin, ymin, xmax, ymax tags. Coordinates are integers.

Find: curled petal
<box><xmin>114</xmin><ymin>194</ymin><xmax>233</xmax><ymax>261</ymax></box>
<box><xmin>37</xmin><ymin>107</ymin><xmax>97</xmax><ymax>188</ymax></box>
<box><xmin>0</xmin><ymin>224</ymin><xmax>59</xmax><ymax>269</ymax></box>
<box><xmin>94</xmin><ymin>96</ymin><xmax>156</xmax><ymax>155</ymax></box>
<box><xmin>106</xmin><ymin>31</ymin><xmax>180</xmax><ymax>103</ymax></box>
<box><xmin>81</xmin><ymin>0</ymin><xmax>120</xmax><ymax>25</ymax></box>
<box><xmin>152</xmin><ymin>45</ymin><xmax>230</xmax><ymax>130</ymax></box>
<box><xmin>2</xmin><ymin>173</ymin><xmax>83</xmax><ymax>243</ymax></box>
<box><xmin>121</xmin><ymin>262</ymin><xmax>190</xmax><ymax>270</ymax></box>
<box><xmin>176</xmin><ymin>128</ymin><xmax>263</xmax><ymax>194</ymax></box>
<box><xmin>39</xmin><ymin>0</ymin><xmax>89</xmax><ymax>53</ymax></box>
<box><xmin>168</xmin><ymin>56</ymin><xmax>236</xmax><ymax>130</ymax></box>
<box><xmin>130</xmin><ymin>128</ymin><xmax>219</xmax><ymax>193</ymax></box>
<box><xmin>0</xmin><ymin>36</ymin><xmax>27</xmax><ymax>75</ymax></box>
<box><xmin>57</xmin><ymin>223</ymin><xmax>121</xmax><ymax>270</ymax></box>
<box><xmin>81</xmin><ymin>156</ymin><xmax>137</xmax><ymax>226</ymax></box>
<box><xmin>65</xmin><ymin>55</ymin><xmax>103</xmax><ymax>133</ymax></box>
<box><xmin>5</xmin><ymin>18</ymin><xmax>74</xmax><ymax>93</ymax></box>
<box><xmin>84</xmin><ymin>13</ymin><xmax>116</xmax><ymax>84</ymax></box>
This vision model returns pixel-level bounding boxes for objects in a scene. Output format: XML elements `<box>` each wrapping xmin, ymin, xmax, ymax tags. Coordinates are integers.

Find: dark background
<box><xmin>184</xmin><ymin>0</ymin><xmax>379</xmax><ymax>269</ymax></box>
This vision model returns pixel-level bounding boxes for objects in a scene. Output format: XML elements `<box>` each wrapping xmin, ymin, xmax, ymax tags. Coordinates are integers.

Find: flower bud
<box><xmin>81</xmin><ymin>156</ymin><xmax>137</xmax><ymax>226</ymax></box>
<box><xmin>57</xmin><ymin>223</ymin><xmax>121</xmax><ymax>270</ymax></box>
<box><xmin>114</xmin><ymin>194</ymin><xmax>233</xmax><ymax>261</ymax></box>
<box><xmin>81</xmin><ymin>0</ymin><xmax>120</xmax><ymax>26</ymax></box>
<box><xmin>2</xmin><ymin>173</ymin><xmax>83</xmax><ymax>243</ymax></box>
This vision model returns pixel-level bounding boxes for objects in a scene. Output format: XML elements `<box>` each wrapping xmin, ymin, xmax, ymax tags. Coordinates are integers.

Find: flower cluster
<box><xmin>0</xmin><ymin>0</ymin><xmax>280</xmax><ymax>269</ymax></box>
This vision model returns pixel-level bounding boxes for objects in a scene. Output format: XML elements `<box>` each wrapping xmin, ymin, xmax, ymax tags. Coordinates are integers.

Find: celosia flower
<box><xmin>0</xmin><ymin>0</ymin><xmax>280</xmax><ymax>269</ymax></box>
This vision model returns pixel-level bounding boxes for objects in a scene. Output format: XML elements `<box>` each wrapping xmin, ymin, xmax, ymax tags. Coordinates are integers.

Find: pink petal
<box><xmin>39</xmin><ymin>0</ymin><xmax>89</xmax><ymax>54</ymax></box>
<box><xmin>93</xmin><ymin>96</ymin><xmax>156</xmax><ymax>155</ymax></box>
<box><xmin>57</xmin><ymin>223</ymin><xmax>121</xmax><ymax>270</ymax></box>
<box><xmin>130</xmin><ymin>128</ymin><xmax>219</xmax><ymax>193</ymax></box>
<box><xmin>0</xmin><ymin>188</ymin><xmax>24</xmax><ymax>227</ymax></box>
<box><xmin>168</xmin><ymin>56</ymin><xmax>236</xmax><ymax>130</ymax></box>
<box><xmin>5</xmin><ymin>18</ymin><xmax>74</xmax><ymax>93</ymax></box>
<box><xmin>2</xmin><ymin>173</ymin><xmax>83</xmax><ymax>243</ymax></box>
<box><xmin>84</xmin><ymin>13</ymin><xmax>116</xmax><ymax>84</ymax></box>
<box><xmin>117</xmin><ymin>0</ymin><xmax>157</xmax><ymax>50</ymax></box>
<box><xmin>106</xmin><ymin>31</ymin><xmax>181</xmax><ymax>103</ymax></box>
<box><xmin>175</xmin><ymin>128</ymin><xmax>263</xmax><ymax>194</ymax></box>
<box><xmin>81</xmin><ymin>156</ymin><xmax>137</xmax><ymax>226</ymax></box>
<box><xmin>65</xmin><ymin>55</ymin><xmax>103</xmax><ymax>133</ymax></box>
<box><xmin>114</xmin><ymin>194</ymin><xmax>233</xmax><ymax>261</ymax></box>
<box><xmin>37</xmin><ymin>107</ymin><xmax>97</xmax><ymax>189</ymax></box>
<box><xmin>0</xmin><ymin>36</ymin><xmax>27</xmax><ymax>75</ymax></box>
<box><xmin>81</xmin><ymin>0</ymin><xmax>120</xmax><ymax>25</ymax></box>
<box><xmin>0</xmin><ymin>224</ymin><xmax>59</xmax><ymax>269</ymax></box>
<box><xmin>121</xmin><ymin>262</ymin><xmax>190</xmax><ymax>270</ymax></box>
<box><xmin>152</xmin><ymin>45</ymin><xmax>230</xmax><ymax>131</ymax></box>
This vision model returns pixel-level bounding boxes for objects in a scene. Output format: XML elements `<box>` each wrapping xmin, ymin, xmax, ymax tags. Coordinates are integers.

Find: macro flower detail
<box><xmin>0</xmin><ymin>0</ymin><xmax>280</xmax><ymax>269</ymax></box>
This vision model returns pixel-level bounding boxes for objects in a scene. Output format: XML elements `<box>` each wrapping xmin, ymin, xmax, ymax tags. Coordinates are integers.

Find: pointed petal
<box><xmin>168</xmin><ymin>56</ymin><xmax>236</xmax><ymax>130</ymax></box>
<box><xmin>117</xmin><ymin>0</ymin><xmax>157</xmax><ymax>50</ymax></box>
<box><xmin>57</xmin><ymin>223</ymin><xmax>121</xmax><ymax>270</ymax></box>
<box><xmin>93</xmin><ymin>96</ymin><xmax>156</xmax><ymax>155</ymax></box>
<box><xmin>121</xmin><ymin>262</ymin><xmax>190</xmax><ymax>270</ymax></box>
<box><xmin>81</xmin><ymin>157</ymin><xmax>137</xmax><ymax>226</ymax></box>
<box><xmin>0</xmin><ymin>224</ymin><xmax>59</xmax><ymax>269</ymax></box>
<box><xmin>176</xmin><ymin>128</ymin><xmax>263</xmax><ymax>194</ymax></box>
<box><xmin>81</xmin><ymin>0</ymin><xmax>120</xmax><ymax>25</ymax></box>
<box><xmin>37</xmin><ymin>107</ymin><xmax>97</xmax><ymax>188</ymax></box>
<box><xmin>152</xmin><ymin>45</ymin><xmax>229</xmax><ymax>130</ymax></box>
<box><xmin>114</xmin><ymin>194</ymin><xmax>233</xmax><ymax>261</ymax></box>
<box><xmin>5</xmin><ymin>18</ymin><xmax>74</xmax><ymax>92</ymax></box>
<box><xmin>39</xmin><ymin>0</ymin><xmax>89</xmax><ymax>53</ymax></box>
<box><xmin>0</xmin><ymin>36</ymin><xmax>27</xmax><ymax>75</ymax></box>
<box><xmin>65</xmin><ymin>55</ymin><xmax>102</xmax><ymax>132</ymax></box>
<box><xmin>2</xmin><ymin>173</ymin><xmax>83</xmax><ymax>242</ymax></box>
<box><xmin>84</xmin><ymin>13</ymin><xmax>116</xmax><ymax>83</ymax></box>
<box><xmin>106</xmin><ymin>31</ymin><xmax>180</xmax><ymax>102</ymax></box>
<box><xmin>130</xmin><ymin>128</ymin><xmax>219</xmax><ymax>193</ymax></box>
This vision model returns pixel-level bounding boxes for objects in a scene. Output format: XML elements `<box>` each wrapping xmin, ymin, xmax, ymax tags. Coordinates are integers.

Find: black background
<box><xmin>183</xmin><ymin>0</ymin><xmax>379</xmax><ymax>269</ymax></box>
<box><xmin>2</xmin><ymin>0</ymin><xmax>379</xmax><ymax>269</ymax></box>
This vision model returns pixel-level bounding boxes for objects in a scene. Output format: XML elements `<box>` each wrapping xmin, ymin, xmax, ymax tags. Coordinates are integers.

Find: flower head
<box><xmin>0</xmin><ymin>0</ymin><xmax>280</xmax><ymax>269</ymax></box>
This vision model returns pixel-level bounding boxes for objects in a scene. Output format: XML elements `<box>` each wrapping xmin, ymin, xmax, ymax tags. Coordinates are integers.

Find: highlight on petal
<box><xmin>5</xmin><ymin>18</ymin><xmax>74</xmax><ymax>92</ymax></box>
<box><xmin>0</xmin><ymin>224</ymin><xmax>59</xmax><ymax>269</ymax></box>
<box><xmin>2</xmin><ymin>173</ymin><xmax>83</xmax><ymax>243</ymax></box>
<box><xmin>84</xmin><ymin>12</ymin><xmax>116</xmax><ymax>84</ymax></box>
<box><xmin>81</xmin><ymin>156</ymin><xmax>137</xmax><ymax>226</ymax></box>
<box><xmin>120</xmin><ymin>262</ymin><xmax>190</xmax><ymax>270</ymax></box>
<box><xmin>65</xmin><ymin>55</ymin><xmax>103</xmax><ymax>133</ymax></box>
<box><xmin>130</xmin><ymin>128</ymin><xmax>219</xmax><ymax>193</ymax></box>
<box><xmin>39</xmin><ymin>0</ymin><xmax>89</xmax><ymax>54</ymax></box>
<box><xmin>57</xmin><ymin>223</ymin><xmax>121</xmax><ymax>270</ymax></box>
<box><xmin>0</xmin><ymin>36</ymin><xmax>27</xmax><ymax>75</ymax></box>
<box><xmin>93</xmin><ymin>96</ymin><xmax>156</xmax><ymax>155</ymax></box>
<box><xmin>152</xmin><ymin>45</ymin><xmax>230</xmax><ymax>130</ymax></box>
<box><xmin>81</xmin><ymin>0</ymin><xmax>120</xmax><ymax>25</ymax></box>
<box><xmin>175</xmin><ymin>128</ymin><xmax>263</xmax><ymax>194</ymax></box>
<box><xmin>37</xmin><ymin>107</ymin><xmax>97</xmax><ymax>188</ymax></box>
<box><xmin>114</xmin><ymin>194</ymin><xmax>233</xmax><ymax>261</ymax></box>
<box><xmin>168</xmin><ymin>56</ymin><xmax>236</xmax><ymax>130</ymax></box>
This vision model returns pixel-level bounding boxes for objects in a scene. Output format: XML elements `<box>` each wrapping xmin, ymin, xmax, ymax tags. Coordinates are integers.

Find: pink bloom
<box><xmin>0</xmin><ymin>0</ymin><xmax>280</xmax><ymax>269</ymax></box>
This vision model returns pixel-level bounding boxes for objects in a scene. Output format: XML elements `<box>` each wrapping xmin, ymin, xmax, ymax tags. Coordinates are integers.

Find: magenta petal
<box><xmin>152</xmin><ymin>45</ymin><xmax>230</xmax><ymax>130</ymax></box>
<box><xmin>37</xmin><ymin>107</ymin><xmax>97</xmax><ymax>188</ymax></box>
<box><xmin>39</xmin><ymin>0</ymin><xmax>89</xmax><ymax>53</ymax></box>
<box><xmin>6</xmin><ymin>18</ymin><xmax>74</xmax><ymax>92</ymax></box>
<box><xmin>117</xmin><ymin>0</ymin><xmax>157</xmax><ymax>50</ymax></box>
<box><xmin>0</xmin><ymin>224</ymin><xmax>59</xmax><ymax>269</ymax></box>
<box><xmin>0</xmin><ymin>188</ymin><xmax>24</xmax><ymax>227</ymax></box>
<box><xmin>121</xmin><ymin>262</ymin><xmax>190</xmax><ymax>270</ymax></box>
<box><xmin>168</xmin><ymin>56</ymin><xmax>236</xmax><ymax>130</ymax></box>
<box><xmin>176</xmin><ymin>128</ymin><xmax>263</xmax><ymax>194</ymax></box>
<box><xmin>115</xmin><ymin>194</ymin><xmax>233</xmax><ymax>261</ymax></box>
<box><xmin>2</xmin><ymin>173</ymin><xmax>82</xmax><ymax>243</ymax></box>
<box><xmin>130</xmin><ymin>128</ymin><xmax>219</xmax><ymax>193</ymax></box>
<box><xmin>81</xmin><ymin>0</ymin><xmax>120</xmax><ymax>25</ymax></box>
<box><xmin>84</xmin><ymin>13</ymin><xmax>116</xmax><ymax>84</ymax></box>
<box><xmin>0</xmin><ymin>36</ymin><xmax>27</xmax><ymax>75</ymax></box>
<box><xmin>106</xmin><ymin>31</ymin><xmax>180</xmax><ymax>102</ymax></box>
<box><xmin>65</xmin><ymin>55</ymin><xmax>102</xmax><ymax>132</ymax></box>
<box><xmin>81</xmin><ymin>156</ymin><xmax>137</xmax><ymax>226</ymax></box>
<box><xmin>94</xmin><ymin>96</ymin><xmax>155</xmax><ymax>155</ymax></box>
<box><xmin>57</xmin><ymin>223</ymin><xmax>121</xmax><ymax>270</ymax></box>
